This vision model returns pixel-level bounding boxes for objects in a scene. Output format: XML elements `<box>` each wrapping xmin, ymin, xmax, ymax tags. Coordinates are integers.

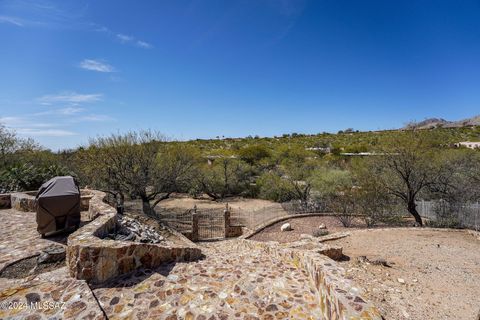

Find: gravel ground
<box><xmin>0</xmin><ymin>255</ymin><xmax>65</xmax><ymax>279</ymax></box>
<box><xmin>250</xmin><ymin>216</ymin><xmax>366</xmax><ymax>243</ymax></box>
<box><xmin>330</xmin><ymin>229</ymin><xmax>480</xmax><ymax>320</ymax></box>
<box><xmin>125</xmin><ymin>195</ymin><xmax>284</xmax><ymax>212</ymax></box>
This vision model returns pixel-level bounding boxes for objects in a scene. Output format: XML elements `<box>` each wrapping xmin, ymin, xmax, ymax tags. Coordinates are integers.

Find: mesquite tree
<box><xmin>369</xmin><ymin>132</ymin><xmax>439</xmax><ymax>226</ymax></box>
<box><xmin>195</xmin><ymin>157</ymin><xmax>252</xmax><ymax>200</ymax></box>
<box><xmin>84</xmin><ymin>131</ymin><xmax>199</xmax><ymax>216</ymax></box>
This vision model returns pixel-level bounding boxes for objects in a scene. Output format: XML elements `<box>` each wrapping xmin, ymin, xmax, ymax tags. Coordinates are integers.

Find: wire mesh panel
<box><xmin>156</xmin><ymin>209</ymin><xmax>193</xmax><ymax>234</ymax></box>
<box><xmin>281</xmin><ymin>200</ymin><xmax>327</xmax><ymax>214</ymax></box>
<box><xmin>196</xmin><ymin>209</ymin><xmax>225</xmax><ymax>241</ymax></box>
<box><xmin>229</xmin><ymin>209</ymin><xmax>247</xmax><ymax>227</ymax></box>
<box><xmin>417</xmin><ymin>200</ymin><xmax>480</xmax><ymax>231</ymax></box>
<box><xmin>230</xmin><ymin>205</ymin><xmax>290</xmax><ymax>230</ymax></box>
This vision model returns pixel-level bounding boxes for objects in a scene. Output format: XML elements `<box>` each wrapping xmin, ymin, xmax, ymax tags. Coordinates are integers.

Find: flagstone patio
<box><xmin>92</xmin><ymin>240</ymin><xmax>322</xmax><ymax>320</ymax></box>
<box><xmin>0</xmin><ymin>203</ymin><xmax>380</xmax><ymax>320</ymax></box>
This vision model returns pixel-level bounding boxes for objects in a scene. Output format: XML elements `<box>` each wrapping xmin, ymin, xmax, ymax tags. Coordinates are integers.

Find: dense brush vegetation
<box><xmin>1</xmin><ymin>123</ymin><xmax>479</xmax><ymax>226</ymax></box>
<box><xmin>187</xmin><ymin>126</ymin><xmax>480</xmax><ymax>154</ymax></box>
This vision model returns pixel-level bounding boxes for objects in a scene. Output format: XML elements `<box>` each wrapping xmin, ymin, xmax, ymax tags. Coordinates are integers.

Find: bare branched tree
<box><xmin>83</xmin><ymin>131</ymin><xmax>199</xmax><ymax>216</ymax></box>
<box><xmin>370</xmin><ymin>132</ymin><xmax>440</xmax><ymax>226</ymax></box>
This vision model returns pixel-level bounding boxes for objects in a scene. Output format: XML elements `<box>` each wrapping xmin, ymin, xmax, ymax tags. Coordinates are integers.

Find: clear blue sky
<box><xmin>1</xmin><ymin>0</ymin><xmax>479</xmax><ymax>150</ymax></box>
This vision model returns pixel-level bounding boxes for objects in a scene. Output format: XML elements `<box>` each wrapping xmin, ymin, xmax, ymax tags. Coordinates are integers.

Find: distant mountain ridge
<box><xmin>404</xmin><ymin>115</ymin><xmax>480</xmax><ymax>130</ymax></box>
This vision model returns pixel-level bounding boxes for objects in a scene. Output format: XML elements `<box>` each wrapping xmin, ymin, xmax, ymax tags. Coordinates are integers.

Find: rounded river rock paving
<box><xmin>93</xmin><ymin>241</ymin><xmax>322</xmax><ymax>319</ymax></box>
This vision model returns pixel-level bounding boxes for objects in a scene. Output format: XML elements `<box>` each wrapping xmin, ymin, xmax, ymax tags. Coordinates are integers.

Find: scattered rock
<box><xmin>357</xmin><ymin>256</ymin><xmax>368</xmax><ymax>264</ymax></box>
<box><xmin>37</xmin><ymin>245</ymin><xmax>66</xmax><ymax>264</ymax></box>
<box><xmin>316</xmin><ymin>232</ymin><xmax>350</xmax><ymax>243</ymax></box>
<box><xmin>105</xmin><ymin>216</ymin><xmax>165</xmax><ymax>244</ymax></box>
<box><xmin>312</xmin><ymin>229</ymin><xmax>329</xmax><ymax>237</ymax></box>
<box><xmin>300</xmin><ymin>233</ymin><xmax>313</xmax><ymax>240</ymax></box>
<box><xmin>397</xmin><ymin>278</ymin><xmax>405</xmax><ymax>284</ymax></box>
<box><xmin>218</xmin><ymin>292</ymin><xmax>228</xmax><ymax>299</ymax></box>
<box><xmin>370</xmin><ymin>258</ymin><xmax>390</xmax><ymax>267</ymax></box>
<box><xmin>280</xmin><ymin>223</ymin><xmax>292</xmax><ymax>232</ymax></box>
<box><xmin>317</xmin><ymin>244</ymin><xmax>343</xmax><ymax>261</ymax></box>
<box><xmin>356</xmin><ymin>256</ymin><xmax>390</xmax><ymax>267</ymax></box>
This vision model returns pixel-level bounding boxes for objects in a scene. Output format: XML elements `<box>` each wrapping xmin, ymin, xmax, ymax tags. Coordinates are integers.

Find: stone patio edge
<box><xmin>238</xmin><ymin>239</ymin><xmax>383</xmax><ymax>320</ymax></box>
<box><xmin>67</xmin><ymin>190</ymin><xmax>203</xmax><ymax>284</ymax></box>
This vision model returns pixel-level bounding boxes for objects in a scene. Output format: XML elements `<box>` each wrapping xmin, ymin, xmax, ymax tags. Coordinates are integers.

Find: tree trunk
<box><xmin>206</xmin><ymin>192</ymin><xmax>220</xmax><ymax>201</ymax></box>
<box><xmin>140</xmin><ymin>196</ymin><xmax>155</xmax><ymax>216</ymax></box>
<box><xmin>407</xmin><ymin>200</ymin><xmax>423</xmax><ymax>226</ymax></box>
<box><xmin>151</xmin><ymin>192</ymin><xmax>172</xmax><ymax>208</ymax></box>
<box><xmin>116</xmin><ymin>192</ymin><xmax>125</xmax><ymax>214</ymax></box>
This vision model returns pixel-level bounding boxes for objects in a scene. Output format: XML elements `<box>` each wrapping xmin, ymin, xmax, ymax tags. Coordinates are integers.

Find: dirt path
<box><xmin>330</xmin><ymin>229</ymin><xmax>480</xmax><ymax>320</ymax></box>
<box><xmin>157</xmin><ymin>196</ymin><xmax>283</xmax><ymax>211</ymax></box>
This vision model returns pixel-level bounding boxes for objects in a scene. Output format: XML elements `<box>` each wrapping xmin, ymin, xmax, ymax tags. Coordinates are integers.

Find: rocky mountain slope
<box><xmin>405</xmin><ymin>115</ymin><xmax>480</xmax><ymax>129</ymax></box>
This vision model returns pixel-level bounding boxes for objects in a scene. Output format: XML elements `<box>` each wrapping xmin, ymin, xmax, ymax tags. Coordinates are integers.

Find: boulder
<box><xmin>318</xmin><ymin>223</ymin><xmax>327</xmax><ymax>229</ymax></box>
<box><xmin>280</xmin><ymin>223</ymin><xmax>292</xmax><ymax>232</ymax></box>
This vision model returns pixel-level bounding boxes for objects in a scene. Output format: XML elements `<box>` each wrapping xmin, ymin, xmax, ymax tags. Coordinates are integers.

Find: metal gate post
<box><xmin>224</xmin><ymin>203</ymin><xmax>230</xmax><ymax>238</ymax></box>
<box><xmin>192</xmin><ymin>205</ymin><xmax>199</xmax><ymax>242</ymax></box>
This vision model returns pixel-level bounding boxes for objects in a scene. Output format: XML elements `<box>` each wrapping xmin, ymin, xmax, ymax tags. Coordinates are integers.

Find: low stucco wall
<box><xmin>67</xmin><ymin>190</ymin><xmax>202</xmax><ymax>284</ymax></box>
<box><xmin>238</xmin><ymin>239</ymin><xmax>382</xmax><ymax>320</ymax></box>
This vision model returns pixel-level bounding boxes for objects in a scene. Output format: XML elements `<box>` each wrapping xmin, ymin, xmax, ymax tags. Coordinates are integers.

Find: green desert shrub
<box><xmin>237</xmin><ymin>145</ymin><xmax>271</xmax><ymax>165</ymax></box>
<box><xmin>0</xmin><ymin>163</ymin><xmax>74</xmax><ymax>192</ymax></box>
<box><xmin>257</xmin><ymin>172</ymin><xmax>296</xmax><ymax>202</ymax></box>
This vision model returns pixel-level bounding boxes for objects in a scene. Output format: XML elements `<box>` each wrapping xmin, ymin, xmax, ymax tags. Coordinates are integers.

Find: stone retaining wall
<box><xmin>80</xmin><ymin>193</ymin><xmax>93</xmax><ymax>211</ymax></box>
<box><xmin>238</xmin><ymin>239</ymin><xmax>382</xmax><ymax>320</ymax></box>
<box><xmin>7</xmin><ymin>190</ymin><xmax>95</xmax><ymax>213</ymax></box>
<box><xmin>10</xmin><ymin>192</ymin><xmax>36</xmax><ymax>212</ymax></box>
<box><xmin>84</xmin><ymin>189</ymin><xmax>115</xmax><ymax>220</ymax></box>
<box><xmin>67</xmin><ymin>190</ymin><xmax>203</xmax><ymax>284</ymax></box>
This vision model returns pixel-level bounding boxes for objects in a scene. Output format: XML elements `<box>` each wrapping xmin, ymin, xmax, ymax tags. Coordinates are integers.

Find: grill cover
<box><xmin>36</xmin><ymin>176</ymin><xmax>81</xmax><ymax>236</ymax></box>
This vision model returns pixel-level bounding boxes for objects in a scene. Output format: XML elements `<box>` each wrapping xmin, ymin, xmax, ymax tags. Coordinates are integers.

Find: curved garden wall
<box><xmin>10</xmin><ymin>191</ymin><xmax>36</xmax><ymax>212</ymax></box>
<box><xmin>238</xmin><ymin>239</ymin><xmax>382</xmax><ymax>319</ymax></box>
<box><xmin>66</xmin><ymin>190</ymin><xmax>202</xmax><ymax>284</ymax></box>
<box><xmin>6</xmin><ymin>190</ymin><xmax>96</xmax><ymax>213</ymax></box>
